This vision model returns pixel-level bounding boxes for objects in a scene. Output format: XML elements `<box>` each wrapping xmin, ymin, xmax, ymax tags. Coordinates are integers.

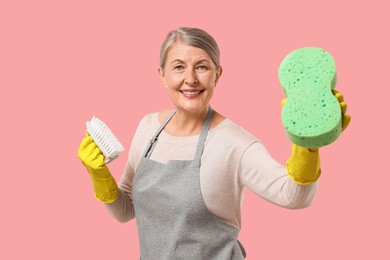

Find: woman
<box><xmin>78</xmin><ymin>27</ymin><xmax>350</xmax><ymax>259</ymax></box>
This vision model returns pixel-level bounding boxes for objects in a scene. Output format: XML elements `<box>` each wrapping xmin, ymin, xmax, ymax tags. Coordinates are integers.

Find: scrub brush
<box><xmin>86</xmin><ymin>116</ymin><xmax>124</xmax><ymax>164</ymax></box>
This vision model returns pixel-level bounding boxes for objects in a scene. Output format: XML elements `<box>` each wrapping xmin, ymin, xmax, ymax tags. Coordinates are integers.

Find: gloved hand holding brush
<box><xmin>78</xmin><ymin>132</ymin><xmax>119</xmax><ymax>203</ymax></box>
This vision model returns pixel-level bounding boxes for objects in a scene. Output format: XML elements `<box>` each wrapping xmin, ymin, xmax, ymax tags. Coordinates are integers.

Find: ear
<box><xmin>215</xmin><ymin>66</ymin><xmax>223</xmax><ymax>85</ymax></box>
<box><xmin>158</xmin><ymin>67</ymin><xmax>167</xmax><ymax>88</ymax></box>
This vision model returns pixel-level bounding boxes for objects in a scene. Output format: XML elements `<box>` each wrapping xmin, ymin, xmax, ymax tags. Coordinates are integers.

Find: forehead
<box><xmin>166</xmin><ymin>42</ymin><xmax>212</xmax><ymax>62</ymax></box>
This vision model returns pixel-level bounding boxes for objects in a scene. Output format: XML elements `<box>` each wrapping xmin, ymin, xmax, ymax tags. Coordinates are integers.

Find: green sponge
<box><xmin>278</xmin><ymin>47</ymin><xmax>342</xmax><ymax>148</ymax></box>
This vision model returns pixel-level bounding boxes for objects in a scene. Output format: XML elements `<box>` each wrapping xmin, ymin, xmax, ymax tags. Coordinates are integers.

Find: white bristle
<box><xmin>86</xmin><ymin>116</ymin><xmax>124</xmax><ymax>164</ymax></box>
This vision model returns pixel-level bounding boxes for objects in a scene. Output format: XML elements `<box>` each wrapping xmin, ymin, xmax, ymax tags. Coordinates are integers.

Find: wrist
<box><xmin>86</xmin><ymin>165</ymin><xmax>111</xmax><ymax>178</ymax></box>
<box><xmin>86</xmin><ymin>165</ymin><xmax>118</xmax><ymax>203</ymax></box>
<box><xmin>286</xmin><ymin>144</ymin><xmax>321</xmax><ymax>185</ymax></box>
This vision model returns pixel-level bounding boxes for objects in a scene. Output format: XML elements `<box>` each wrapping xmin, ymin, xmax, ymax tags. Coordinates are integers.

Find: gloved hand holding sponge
<box><xmin>78</xmin><ymin>132</ymin><xmax>118</xmax><ymax>203</ymax></box>
<box><xmin>279</xmin><ymin>47</ymin><xmax>351</xmax><ymax>185</ymax></box>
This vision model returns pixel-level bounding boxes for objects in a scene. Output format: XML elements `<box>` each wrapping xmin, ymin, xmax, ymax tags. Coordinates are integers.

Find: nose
<box><xmin>184</xmin><ymin>69</ymin><xmax>198</xmax><ymax>86</ymax></box>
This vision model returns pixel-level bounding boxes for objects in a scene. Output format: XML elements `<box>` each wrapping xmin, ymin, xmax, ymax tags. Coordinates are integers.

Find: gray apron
<box><xmin>132</xmin><ymin>107</ymin><xmax>246</xmax><ymax>259</ymax></box>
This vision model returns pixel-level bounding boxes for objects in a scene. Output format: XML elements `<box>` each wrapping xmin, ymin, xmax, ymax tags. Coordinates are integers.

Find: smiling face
<box><xmin>159</xmin><ymin>41</ymin><xmax>222</xmax><ymax>115</ymax></box>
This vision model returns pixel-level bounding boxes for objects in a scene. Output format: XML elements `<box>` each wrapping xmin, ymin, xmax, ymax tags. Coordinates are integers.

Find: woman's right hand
<box><xmin>78</xmin><ymin>132</ymin><xmax>106</xmax><ymax>170</ymax></box>
<box><xmin>78</xmin><ymin>132</ymin><xmax>119</xmax><ymax>203</ymax></box>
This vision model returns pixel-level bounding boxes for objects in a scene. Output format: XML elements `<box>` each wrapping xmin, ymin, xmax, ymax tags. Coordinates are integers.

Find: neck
<box><xmin>170</xmin><ymin>107</ymin><xmax>209</xmax><ymax>136</ymax></box>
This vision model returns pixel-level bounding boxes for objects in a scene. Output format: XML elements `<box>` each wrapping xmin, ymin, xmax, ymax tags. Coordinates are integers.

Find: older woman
<box><xmin>78</xmin><ymin>27</ymin><xmax>350</xmax><ymax>259</ymax></box>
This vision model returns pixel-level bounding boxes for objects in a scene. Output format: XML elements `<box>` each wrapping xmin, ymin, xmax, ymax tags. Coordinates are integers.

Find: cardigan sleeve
<box><xmin>240</xmin><ymin>141</ymin><xmax>318</xmax><ymax>209</ymax></box>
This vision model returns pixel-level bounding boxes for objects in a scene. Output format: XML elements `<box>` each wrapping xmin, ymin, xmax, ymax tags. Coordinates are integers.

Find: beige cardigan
<box><xmin>105</xmin><ymin>112</ymin><xmax>318</xmax><ymax>229</ymax></box>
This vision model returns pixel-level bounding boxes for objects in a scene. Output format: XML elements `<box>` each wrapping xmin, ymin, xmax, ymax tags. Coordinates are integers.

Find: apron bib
<box><xmin>132</xmin><ymin>107</ymin><xmax>246</xmax><ymax>259</ymax></box>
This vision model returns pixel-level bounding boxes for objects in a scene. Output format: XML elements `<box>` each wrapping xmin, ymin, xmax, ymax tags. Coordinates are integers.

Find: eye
<box><xmin>197</xmin><ymin>65</ymin><xmax>208</xmax><ymax>71</ymax></box>
<box><xmin>174</xmin><ymin>65</ymin><xmax>184</xmax><ymax>71</ymax></box>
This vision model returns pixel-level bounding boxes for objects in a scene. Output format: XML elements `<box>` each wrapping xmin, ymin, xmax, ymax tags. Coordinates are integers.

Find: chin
<box><xmin>177</xmin><ymin>102</ymin><xmax>209</xmax><ymax>114</ymax></box>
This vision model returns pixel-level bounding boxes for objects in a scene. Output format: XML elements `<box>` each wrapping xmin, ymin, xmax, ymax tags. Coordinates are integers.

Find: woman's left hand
<box><xmin>332</xmin><ymin>89</ymin><xmax>351</xmax><ymax>132</ymax></box>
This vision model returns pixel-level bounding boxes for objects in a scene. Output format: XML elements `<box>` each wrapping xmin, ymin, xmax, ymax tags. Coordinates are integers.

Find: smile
<box><xmin>180</xmin><ymin>90</ymin><xmax>205</xmax><ymax>96</ymax></box>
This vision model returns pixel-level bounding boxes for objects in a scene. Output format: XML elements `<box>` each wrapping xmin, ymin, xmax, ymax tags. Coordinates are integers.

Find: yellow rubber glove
<box><xmin>332</xmin><ymin>89</ymin><xmax>351</xmax><ymax>132</ymax></box>
<box><xmin>78</xmin><ymin>132</ymin><xmax>118</xmax><ymax>203</ymax></box>
<box><xmin>286</xmin><ymin>145</ymin><xmax>321</xmax><ymax>185</ymax></box>
<box><xmin>282</xmin><ymin>89</ymin><xmax>351</xmax><ymax>185</ymax></box>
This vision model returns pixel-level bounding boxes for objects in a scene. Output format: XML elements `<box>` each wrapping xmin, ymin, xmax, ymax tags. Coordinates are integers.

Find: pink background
<box><xmin>1</xmin><ymin>0</ymin><xmax>389</xmax><ymax>259</ymax></box>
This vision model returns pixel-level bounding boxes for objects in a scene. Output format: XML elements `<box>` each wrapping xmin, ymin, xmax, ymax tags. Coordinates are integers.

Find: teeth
<box><xmin>182</xmin><ymin>90</ymin><xmax>202</xmax><ymax>95</ymax></box>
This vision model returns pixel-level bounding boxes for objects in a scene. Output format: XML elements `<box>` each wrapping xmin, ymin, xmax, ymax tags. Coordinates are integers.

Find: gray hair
<box><xmin>159</xmin><ymin>27</ymin><xmax>220</xmax><ymax>72</ymax></box>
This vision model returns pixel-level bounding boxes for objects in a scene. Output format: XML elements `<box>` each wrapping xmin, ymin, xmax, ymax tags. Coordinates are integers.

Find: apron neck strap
<box><xmin>143</xmin><ymin>106</ymin><xmax>214</xmax><ymax>164</ymax></box>
<box><xmin>143</xmin><ymin>110</ymin><xmax>176</xmax><ymax>158</ymax></box>
<box><xmin>193</xmin><ymin>106</ymin><xmax>214</xmax><ymax>167</ymax></box>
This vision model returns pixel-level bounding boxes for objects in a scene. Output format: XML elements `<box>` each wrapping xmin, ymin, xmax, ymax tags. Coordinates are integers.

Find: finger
<box><xmin>82</xmin><ymin>140</ymin><xmax>97</xmax><ymax>157</ymax></box>
<box><xmin>78</xmin><ymin>135</ymin><xmax>93</xmax><ymax>155</ymax></box>
<box><xmin>88</xmin><ymin>150</ymin><xmax>105</xmax><ymax>170</ymax></box>
<box><xmin>281</xmin><ymin>98</ymin><xmax>286</xmax><ymax>107</ymax></box>
<box><xmin>90</xmin><ymin>144</ymin><xmax>103</xmax><ymax>159</ymax></box>
<box><xmin>96</xmin><ymin>154</ymin><xmax>105</xmax><ymax>167</ymax></box>
<box><xmin>340</xmin><ymin>101</ymin><xmax>347</xmax><ymax>115</ymax></box>
<box><xmin>342</xmin><ymin>114</ymin><xmax>351</xmax><ymax>132</ymax></box>
<box><xmin>332</xmin><ymin>90</ymin><xmax>344</xmax><ymax>103</ymax></box>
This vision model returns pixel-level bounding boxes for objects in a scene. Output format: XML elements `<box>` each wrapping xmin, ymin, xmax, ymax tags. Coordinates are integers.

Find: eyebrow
<box><xmin>170</xmin><ymin>59</ymin><xmax>184</xmax><ymax>64</ymax></box>
<box><xmin>170</xmin><ymin>58</ymin><xmax>211</xmax><ymax>64</ymax></box>
<box><xmin>196</xmin><ymin>59</ymin><xmax>211</xmax><ymax>64</ymax></box>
